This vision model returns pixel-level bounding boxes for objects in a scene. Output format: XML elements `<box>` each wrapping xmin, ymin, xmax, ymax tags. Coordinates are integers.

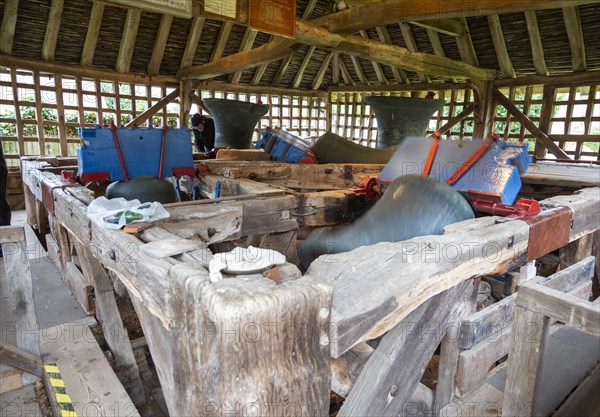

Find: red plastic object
<box><xmin>471</xmin><ymin>198</ymin><xmax>540</xmax><ymax>218</ymax></box>
<box><xmin>158</xmin><ymin>124</ymin><xmax>168</xmax><ymax>179</ymax></box>
<box><xmin>79</xmin><ymin>171</ymin><xmax>111</xmax><ymax>183</ymax></box>
<box><xmin>423</xmin><ymin>131</ymin><xmax>441</xmax><ymax>177</ymax></box>
<box><xmin>447</xmin><ymin>133</ymin><xmax>499</xmax><ymax>186</ymax></box>
<box><xmin>61</xmin><ymin>170</ymin><xmax>77</xmax><ymax>183</ymax></box>
<box><xmin>296</xmin><ymin>151</ymin><xmax>318</xmax><ymax>164</ymax></box>
<box><xmin>351</xmin><ymin>177</ymin><xmax>380</xmax><ymax>201</ymax></box>
<box><xmin>172</xmin><ymin>167</ymin><xmax>197</xmax><ymax>177</ymax></box>
<box><xmin>109</xmin><ymin>123</ymin><xmax>129</xmax><ymax>182</ymax></box>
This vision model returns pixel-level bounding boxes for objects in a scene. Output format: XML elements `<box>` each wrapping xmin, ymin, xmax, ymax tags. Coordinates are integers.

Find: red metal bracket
<box><xmin>350</xmin><ymin>177</ymin><xmax>380</xmax><ymax>201</ymax></box>
<box><xmin>79</xmin><ymin>171</ymin><xmax>111</xmax><ymax>183</ymax></box>
<box><xmin>523</xmin><ymin>206</ymin><xmax>572</xmax><ymax>262</ymax></box>
<box><xmin>172</xmin><ymin>167</ymin><xmax>197</xmax><ymax>178</ymax></box>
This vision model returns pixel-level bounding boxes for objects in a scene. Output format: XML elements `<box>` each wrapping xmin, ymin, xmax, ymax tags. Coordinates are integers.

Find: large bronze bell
<box><xmin>203</xmin><ymin>99</ymin><xmax>269</xmax><ymax>149</ymax></box>
<box><xmin>365</xmin><ymin>96</ymin><xmax>445</xmax><ymax>148</ymax></box>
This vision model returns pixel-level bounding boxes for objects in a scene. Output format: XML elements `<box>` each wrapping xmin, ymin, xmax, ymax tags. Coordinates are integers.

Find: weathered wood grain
<box><xmin>309</xmin><ymin>218</ymin><xmax>530</xmax><ymax>357</ymax></box>
<box><xmin>338</xmin><ymin>280</ymin><xmax>473</xmax><ymax>417</ymax></box>
<box><xmin>40</xmin><ymin>318</ymin><xmax>140</xmax><ymax>417</ymax></box>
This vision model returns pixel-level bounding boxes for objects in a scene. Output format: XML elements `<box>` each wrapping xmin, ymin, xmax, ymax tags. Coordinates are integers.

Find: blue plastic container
<box><xmin>77</xmin><ymin>126</ymin><xmax>194</xmax><ymax>181</ymax></box>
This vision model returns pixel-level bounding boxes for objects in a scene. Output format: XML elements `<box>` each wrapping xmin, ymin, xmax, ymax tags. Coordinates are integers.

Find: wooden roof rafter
<box><xmin>148</xmin><ymin>14</ymin><xmax>174</xmax><ymax>75</ymax></box>
<box><xmin>358</xmin><ymin>30</ymin><xmax>388</xmax><ymax>85</ymax></box>
<box><xmin>487</xmin><ymin>15</ymin><xmax>515</xmax><ymax>79</ymax></box>
<box><xmin>293</xmin><ymin>45</ymin><xmax>318</xmax><ymax>89</ymax></box>
<box><xmin>116</xmin><ymin>8</ymin><xmax>142</xmax><ymax>73</ymax></box>
<box><xmin>228</xmin><ymin>29</ymin><xmax>258</xmax><ymax>84</ymax></box>
<box><xmin>524</xmin><ymin>10</ymin><xmax>549</xmax><ymax>76</ymax></box>
<box><xmin>42</xmin><ymin>0</ymin><xmax>64</xmax><ymax>61</ymax></box>
<box><xmin>80</xmin><ymin>1</ymin><xmax>104</xmax><ymax>66</ymax></box>
<box><xmin>0</xmin><ymin>0</ymin><xmax>19</xmax><ymax>55</ymax></box>
<box><xmin>180</xmin><ymin>16</ymin><xmax>206</xmax><ymax>69</ymax></box>
<box><xmin>562</xmin><ymin>6</ymin><xmax>587</xmax><ymax>72</ymax></box>
<box><xmin>399</xmin><ymin>22</ymin><xmax>430</xmax><ymax>83</ymax></box>
<box><xmin>375</xmin><ymin>25</ymin><xmax>409</xmax><ymax>84</ymax></box>
<box><xmin>312</xmin><ymin>52</ymin><xmax>334</xmax><ymax>90</ymax></box>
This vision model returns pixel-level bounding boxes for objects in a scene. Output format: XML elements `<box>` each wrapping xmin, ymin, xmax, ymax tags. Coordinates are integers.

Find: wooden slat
<box><xmin>180</xmin><ymin>16</ymin><xmax>205</xmax><ymax>69</ymax></box>
<box><xmin>502</xmin><ymin>306</ymin><xmax>550</xmax><ymax>417</ymax></box>
<box><xmin>32</xmin><ymin>71</ymin><xmax>46</xmax><ymax>155</ymax></box>
<box><xmin>0</xmin><ymin>0</ymin><xmax>19</xmax><ymax>54</ymax></box>
<box><xmin>293</xmin><ymin>45</ymin><xmax>316</xmax><ymax>89</ymax></box>
<box><xmin>487</xmin><ymin>15</ymin><xmax>515</xmax><ymax>79</ymax></box>
<box><xmin>562</xmin><ymin>6</ymin><xmax>587</xmax><ymax>72</ymax></box>
<box><xmin>148</xmin><ymin>14</ymin><xmax>173</xmax><ymax>75</ymax></box>
<box><xmin>81</xmin><ymin>1</ymin><xmax>104</xmax><ymax>66</ymax></box>
<box><xmin>125</xmin><ymin>88</ymin><xmax>179</xmax><ymax>127</ymax></box>
<box><xmin>0</xmin><ymin>342</ymin><xmax>42</xmax><ymax>377</ymax></box>
<box><xmin>435</xmin><ymin>103</ymin><xmax>475</xmax><ymax>135</ymax></box>
<box><xmin>210</xmin><ymin>21</ymin><xmax>233</xmax><ymax>63</ymax></box>
<box><xmin>312</xmin><ymin>52</ymin><xmax>334</xmax><ymax>90</ymax></box>
<box><xmin>524</xmin><ymin>10</ymin><xmax>548</xmax><ymax>76</ymax></box>
<box><xmin>399</xmin><ymin>22</ymin><xmax>429</xmax><ymax>82</ymax></box>
<box><xmin>338</xmin><ymin>58</ymin><xmax>354</xmax><ymax>85</ymax></box>
<box><xmin>41</xmin><ymin>0</ymin><xmax>63</xmax><ymax>60</ymax></box>
<box><xmin>115</xmin><ymin>8</ymin><xmax>141</xmax><ymax>73</ymax></box>
<box><xmin>494</xmin><ymin>88</ymin><xmax>570</xmax><ymax>159</ymax></box>
<box><xmin>517</xmin><ymin>283</ymin><xmax>600</xmax><ymax>336</ymax></box>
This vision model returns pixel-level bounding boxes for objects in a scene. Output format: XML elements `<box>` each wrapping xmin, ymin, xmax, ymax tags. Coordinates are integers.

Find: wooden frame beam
<box><xmin>331</xmin><ymin>52</ymin><xmax>340</xmax><ymax>85</ymax></box>
<box><xmin>524</xmin><ymin>10</ymin><xmax>548</xmax><ymax>76</ymax></box>
<box><xmin>487</xmin><ymin>15</ymin><xmax>515</xmax><ymax>79</ymax></box>
<box><xmin>81</xmin><ymin>1</ymin><xmax>104</xmax><ymax>66</ymax></box>
<box><xmin>179</xmin><ymin>38</ymin><xmax>299</xmax><ymax>80</ymax></box>
<box><xmin>9</xmin><ymin>68</ymin><xmax>24</xmax><ymax>156</ymax></box>
<box><xmin>426</xmin><ymin>27</ymin><xmax>458</xmax><ymax>82</ymax></box>
<box><xmin>319</xmin><ymin>0</ymin><xmax>596</xmax><ymax>35</ymax></box>
<box><xmin>180</xmin><ymin>16</ymin><xmax>205</xmax><ymax>69</ymax></box>
<box><xmin>563</xmin><ymin>6</ymin><xmax>587</xmax><ymax>72</ymax></box>
<box><xmin>329</xmin><ymin>80</ymin><xmax>467</xmax><ymax>93</ymax></box>
<box><xmin>295</xmin><ymin>20</ymin><xmax>495</xmax><ymax>81</ymax></box>
<box><xmin>272</xmin><ymin>55</ymin><xmax>294</xmax><ymax>86</ymax></box>
<box><xmin>194</xmin><ymin>81</ymin><xmax>327</xmax><ymax>98</ymax></box>
<box><xmin>338</xmin><ymin>58</ymin><xmax>355</xmax><ymax>86</ymax></box>
<box><xmin>42</xmin><ymin>0</ymin><xmax>64</xmax><ymax>60</ymax></box>
<box><xmin>148</xmin><ymin>14</ymin><xmax>173</xmax><ymax>75</ymax></box>
<box><xmin>409</xmin><ymin>18</ymin><xmax>464</xmax><ymax>37</ymax></box>
<box><xmin>0</xmin><ymin>54</ymin><xmax>178</xmax><ymax>85</ymax></box>
<box><xmin>493</xmin><ymin>70</ymin><xmax>600</xmax><ymax>88</ymax></box>
<box><xmin>116</xmin><ymin>8</ymin><xmax>142</xmax><ymax>73</ymax></box>
<box><xmin>125</xmin><ymin>88</ymin><xmax>180</xmax><ymax>127</ymax></box>
<box><xmin>493</xmin><ymin>88</ymin><xmax>570</xmax><ymax>159</ymax></box>
<box><xmin>0</xmin><ymin>0</ymin><xmax>19</xmax><ymax>55</ymax></box>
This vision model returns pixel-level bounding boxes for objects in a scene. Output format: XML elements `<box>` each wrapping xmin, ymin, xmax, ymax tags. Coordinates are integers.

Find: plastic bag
<box><xmin>209</xmin><ymin>246</ymin><xmax>286</xmax><ymax>283</ymax></box>
<box><xmin>87</xmin><ymin>196</ymin><xmax>170</xmax><ymax>229</ymax></box>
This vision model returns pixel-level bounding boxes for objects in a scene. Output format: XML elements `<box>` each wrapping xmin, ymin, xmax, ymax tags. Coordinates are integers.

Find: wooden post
<box><xmin>75</xmin><ymin>242</ymin><xmax>146</xmax><ymax>406</ymax></box>
<box><xmin>535</xmin><ymin>85</ymin><xmax>556</xmax><ymax>158</ymax></box>
<box><xmin>471</xmin><ymin>80</ymin><xmax>495</xmax><ymax>139</ymax></box>
<box><xmin>338</xmin><ymin>280</ymin><xmax>474</xmax><ymax>416</ymax></box>
<box><xmin>0</xmin><ymin>226</ymin><xmax>39</xmax><ymax>356</ymax></box>
<box><xmin>9</xmin><ymin>68</ymin><xmax>24</xmax><ymax>156</ymax></box>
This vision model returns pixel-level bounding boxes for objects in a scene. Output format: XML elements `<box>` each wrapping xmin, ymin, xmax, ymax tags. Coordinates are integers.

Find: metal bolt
<box><xmin>109</xmin><ymin>250</ymin><xmax>116</xmax><ymax>261</ymax></box>
<box><xmin>389</xmin><ymin>384</ymin><xmax>398</xmax><ymax>397</ymax></box>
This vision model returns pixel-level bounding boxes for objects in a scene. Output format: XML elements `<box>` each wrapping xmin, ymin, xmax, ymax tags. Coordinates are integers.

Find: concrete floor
<box><xmin>1</xmin><ymin>210</ymin><xmax>87</xmax><ymax>416</ymax></box>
